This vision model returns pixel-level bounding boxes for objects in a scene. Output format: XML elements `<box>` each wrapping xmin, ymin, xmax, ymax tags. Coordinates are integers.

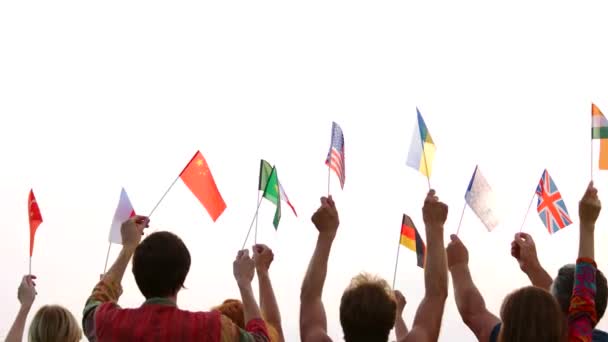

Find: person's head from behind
<box><xmin>552</xmin><ymin>264</ymin><xmax>607</xmax><ymax>323</ymax></box>
<box><xmin>133</xmin><ymin>231</ymin><xmax>191</xmax><ymax>299</ymax></box>
<box><xmin>28</xmin><ymin>305</ymin><xmax>81</xmax><ymax>342</ymax></box>
<box><xmin>213</xmin><ymin>299</ymin><xmax>245</xmax><ymax>328</ymax></box>
<box><xmin>212</xmin><ymin>299</ymin><xmax>280</xmax><ymax>341</ymax></box>
<box><xmin>339</xmin><ymin>273</ymin><xmax>396</xmax><ymax>342</ymax></box>
<box><xmin>499</xmin><ymin>286</ymin><xmax>566</xmax><ymax>342</ymax></box>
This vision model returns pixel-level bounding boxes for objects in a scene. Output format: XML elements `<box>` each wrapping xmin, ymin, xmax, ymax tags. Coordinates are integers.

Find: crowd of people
<box><xmin>4</xmin><ymin>182</ymin><xmax>606</xmax><ymax>341</ymax></box>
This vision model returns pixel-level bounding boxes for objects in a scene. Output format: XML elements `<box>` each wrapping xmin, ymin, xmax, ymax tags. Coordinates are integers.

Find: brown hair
<box><xmin>499</xmin><ymin>286</ymin><xmax>566</xmax><ymax>342</ymax></box>
<box><xmin>212</xmin><ymin>299</ymin><xmax>281</xmax><ymax>342</ymax></box>
<box><xmin>28</xmin><ymin>305</ymin><xmax>81</xmax><ymax>342</ymax></box>
<box><xmin>339</xmin><ymin>273</ymin><xmax>396</xmax><ymax>342</ymax></box>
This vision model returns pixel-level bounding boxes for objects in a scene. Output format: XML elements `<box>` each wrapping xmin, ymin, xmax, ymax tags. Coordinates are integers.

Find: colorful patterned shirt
<box><xmin>568</xmin><ymin>258</ymin><xmax>598</xmax><ymax>342</ymax></box>
<box><xmin>82</xmin><ymin>279</ymin><xmax>270</xmax><ymax>342</ymax></box>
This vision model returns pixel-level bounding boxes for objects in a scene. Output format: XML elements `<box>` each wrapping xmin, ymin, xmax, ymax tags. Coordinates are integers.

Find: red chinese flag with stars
<box><xmin>28</xmin><ymin>189</ymin><xmax>43</xmax><ymax>257</ymax></box>
<box><xmin>179</xmin><ymin>151</ymin><xmax>226</xmax><ymax>221</ymax></box>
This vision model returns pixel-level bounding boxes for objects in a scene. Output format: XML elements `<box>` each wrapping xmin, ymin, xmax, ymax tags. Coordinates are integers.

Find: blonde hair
<box><xmin>28</xmin><ymin>305</ymin><xmax>82</xmax><ymax>342</ymax></box>
<box><xmin>213</xmin><ymin>299</ymin><xmax>281</xmax><ymax>342</ymax></box>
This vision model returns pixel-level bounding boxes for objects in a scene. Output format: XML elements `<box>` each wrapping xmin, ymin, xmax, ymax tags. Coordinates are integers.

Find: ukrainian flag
<box><xmin>406</xmin><ymin>108</ymin><xmax>436</xmax><ymax>178</ymax></box>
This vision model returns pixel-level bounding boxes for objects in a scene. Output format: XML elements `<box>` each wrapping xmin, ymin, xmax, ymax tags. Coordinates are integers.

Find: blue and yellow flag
<box><xmin>406</xmin><ymin>108</ymin><xmax>435</xmax><ymax>177</ymax></box>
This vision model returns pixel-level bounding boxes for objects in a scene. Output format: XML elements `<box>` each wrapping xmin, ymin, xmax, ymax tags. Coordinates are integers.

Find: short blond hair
<box><xmin>28</xmin><ymin>305</ymin><xmax>81</xmax><ymax>342</ymax></box>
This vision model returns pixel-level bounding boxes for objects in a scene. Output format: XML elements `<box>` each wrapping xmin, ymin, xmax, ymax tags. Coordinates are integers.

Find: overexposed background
<box><xmin>2</xmin><ymin>1</ymin><xmax>608</xmax><ymax>341</ymax></box>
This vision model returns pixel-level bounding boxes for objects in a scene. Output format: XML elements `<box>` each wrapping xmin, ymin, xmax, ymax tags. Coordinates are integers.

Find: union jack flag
<box><xmin>536</xmin><ymin>169</ymin><xmax>572</xmax><ymax>234</ymax></box>
<box><xmin>325</xmin><ymin>122</ymin><xmax>345</xmax><ymax>189</ymax></box>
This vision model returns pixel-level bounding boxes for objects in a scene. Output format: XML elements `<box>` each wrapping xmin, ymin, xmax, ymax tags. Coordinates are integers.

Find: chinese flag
<box><xmin>28</xmin><ymin>190</ymin><xmax>43</xmax><ymax>257</ymax></box>
<box><xmin>179</xmin><ymin>151</ymin><xmax>226</xmax><ymax>221</ymax></box>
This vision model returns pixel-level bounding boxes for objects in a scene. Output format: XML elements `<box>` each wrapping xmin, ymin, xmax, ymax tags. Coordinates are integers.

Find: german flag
<box><xmin>400</xmin><ymin>214</ymin><xmax>426</xmax><ymax>268</ymax></box>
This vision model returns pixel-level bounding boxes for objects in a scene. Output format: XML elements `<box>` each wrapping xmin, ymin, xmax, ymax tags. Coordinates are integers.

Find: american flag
<box><xmin>325</xmin><ymin>122</ymin><xmax>345</xmax><ymax>189</ymax></box>
<box><xmin>536</xmin><ymin>169</ymin><xmax>572</xmax><ymax>234</ymax></box>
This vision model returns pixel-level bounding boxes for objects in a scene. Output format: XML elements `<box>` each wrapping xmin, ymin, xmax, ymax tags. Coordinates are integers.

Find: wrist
<box><xmin>237</xmin><ymin>279</ymin><xmax>253</xmax><ymax>290</ymax></box>
<box><xmin>20</xmin><ymin>302</ymin><xmax>33</xmax><ymax>311</ymax></box>
<box><xmin>256</xmin><ymin>269</ymin><xmax>270</xmax><ymax>278</ymax></box>
<box><xmin>580</xmin><ymin>222</ymin><xmax>595</xmax><ymax>231</ymax></box>
<box><xmin>448</xmin><ymin>262</ymin><xmax>469</xmax><ymax>274</ymax></box>
<box><xmin>121</xmin><ymin>244</ymin><xmax>138</xmax><ymax>254</ymax></box>
<box><xmin>318</xmin><ymin>231</ymin><xmax>337</xmax><ymax>241</ymax></box>
<box><xmin>522</xmin><ymin>259</ymin><xmax>542</xmax><ymax>275</ymax></box>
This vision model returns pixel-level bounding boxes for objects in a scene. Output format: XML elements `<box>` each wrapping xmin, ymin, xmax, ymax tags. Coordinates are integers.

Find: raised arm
<box><xmin>568</xmin><ymin>181</ymin><xmax>601</xmax><ymax>341</ymax></box>
<box><xmin>404</xmin><ymin>190</ymin><xmax>449</xmax><ymax>342</ymax></box>
<box><xmin>82</xmin><ymin>216</ymin><xmax>148</xmax><ymax>341</ymax></box>
<box><xmin>447</xmin><ymin>235</ymin><xmax>500</xmax><ymax>342</ymax></box>
<box><xmin>511</xmin><ymin>232</ymin><xmax>553</xmax><ymax>290</ymax></box>
<box><xmin>299</xmin><ymin>196</ymin><xmax>338</xmax><ymax>342</ymax></box>
<box><xmin>5</xmin><ymin>275</ymin><xmax>37</xmax><ymax>342</ymax></box>
<box><xmin>393</xmin><ymin>290</ymin><xmax>409</xmax><ymax>341</ymax></box>
<box><xmin>253</xmin><ymin>244</ymin><xmax>285</xmax><ymax>342</ymax></box>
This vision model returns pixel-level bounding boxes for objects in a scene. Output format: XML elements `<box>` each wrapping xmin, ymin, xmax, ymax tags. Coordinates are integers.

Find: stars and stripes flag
<box><xmin>536</xmin><ymin>169</ymin><xmax>572</xmax><ymax>234</ymax></box>
<box><xmin>325</xmin><ymin>122</ymin><xmax>345</xmax><ymax>189</ymax></box>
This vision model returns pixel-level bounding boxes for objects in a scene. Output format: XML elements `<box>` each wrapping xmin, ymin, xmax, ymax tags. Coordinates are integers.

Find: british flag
<box><xmin>536</xmin><ymin>169</ymin><xmax>572</xmax><ymax>234</ymax></box>
<box><xmin>325</xmin><ymin>122</ymin><xmax>345</xmax><ymax>189</ymax></box>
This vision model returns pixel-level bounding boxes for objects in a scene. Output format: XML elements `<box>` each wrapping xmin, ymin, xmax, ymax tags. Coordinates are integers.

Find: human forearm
<box><xmin>257</xmin><ymin>271</ymin><xmax>283</xmax><ymax>335</ymax></box>
<box><xmin>5</xmin><ymin>305</ymin><xmax>31</xmax><ymax>342</ymax></box>
<box><xmin>240</xmin><ymin>283</ymin><xmax>263</xmax><ymax>323</ymax></box>
<box><xmin>424</xmin><ymin>225</ymin><xmax>447</xmax><ymax>298</ymax></box>
<box><xmin>394</xmin><ymin>314</ymin><xmax>408</xmax><ymax>341</ymax></box>
<box><xmin>300</xmin><ymin>234</ymin><xmax>334</xmax><ymax>300</ymax></box>
<box><xmin>524</xmin><ymin>264</ymin><xmax>553</xmax><ymax>291</ymax></box>
<box><xmin>450</xmin><ymin>264</ymin><xmax>487</xmax><ymax>320</ymax></box>
<box><xmin>579</xmin><ymin>224</ymin><xmax>595</xmax><ymax>260</ymax></box>
<box><xmin>104</xmin><ymin>246</ymin><xmax>135</xmax><ymax>285</ymax></box>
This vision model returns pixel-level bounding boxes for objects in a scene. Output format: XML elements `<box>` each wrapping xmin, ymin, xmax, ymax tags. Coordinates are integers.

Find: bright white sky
<box><xmin>2</xmin><ymin>1</ymin><xmax>608</xmax><ymax>341</ymax></box>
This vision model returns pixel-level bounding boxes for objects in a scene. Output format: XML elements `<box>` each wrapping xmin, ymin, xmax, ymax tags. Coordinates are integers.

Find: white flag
<box><xmin>464</xmin><ymin>166</ymin><xmax>500</xmax><ymax>231</ymax></box>
<box><xmin>108</xmin><ymin>188</ymin><xmax>136</xmax><ymax>244</ymax></box>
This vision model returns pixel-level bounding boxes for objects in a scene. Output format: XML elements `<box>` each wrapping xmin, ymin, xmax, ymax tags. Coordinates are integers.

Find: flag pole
<box><xmin>327</xmin><ymin>165</ymin><xmax>331</xmax><ymax>196</ymax></box>
<box><xmin>419</xmin><ymin>133</ymin><xmax>431</xmax><ymax>190</ymax></box>
<box><xmin>148</xmin><ymin>175</ymin><xmax>181</xmax><ymax>217</ymax></box>
<box><xmin>392</xmin><ymin>229</ymin><xmax>402</xmax><ymax>289</ymax></box>
<box><xmin>149</xmin><ymin>152</ymin><xmax>199</xmax><ymax>218</ymax></box>
<box><xmin>591</xmin><ymin>108</ymin><xmax>594</xmax><ymax>181</ymax></box>
<box><xmin>102</xmin><ymin>243</ymin><xmax>112</xmax><ymax>274</ymax></box>
<box><xmin>241</xmin><ymin>196</ymin><xmax>265</xmax><ymax>250</ymax></box>
<box><xmin>29</xmin><ymin>256</ymin><xmax>31</xmax><ymax>276</ymax></box>
<box><xmin>455</xmin><ymin>203</ymin><xmax>467</xmax><ymax>236</ymax></box>
<box><xmin>519</xmin><ymin>190</ymin><xmax>536</xmax><ymax>233</ymax></box>
<box><xmin>254</xmin><ymin>191</ymin><xmax>261</xmax><ymax>244</ymax></box>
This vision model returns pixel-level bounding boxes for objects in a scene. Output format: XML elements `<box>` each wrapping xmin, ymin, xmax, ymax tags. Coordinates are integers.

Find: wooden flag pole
<box><xmin>241</xmin><ymin>196</ymin><xmax>265</xmax><ymax>250</ymax></box>
<box><xmin>254</xmin><ymin>191</ymin><xmax>261</xmax><ymax>244</ymax></box>
<box><xmin>455</xmin><ymin>203</ymin><xmax>467</xmax><ymax>236</ymax></box>
<box><xmin>102</xmin><ymin>243</ymin><xmax>112</xmax><ymax>274</ymax></box>
<box><xmin>591</xmin><ymin>116</ymin><xmax>594</xmax><ymax>181</ymax></box>
<box><xmin>519</xmin><ymin>190</ymin><xmax>536</xmax><ymax>233</ymax></box>
<box><xmin>391</xmin><ymin>228</ymin><xmax>402</xmax><ymax>289</ymax></box>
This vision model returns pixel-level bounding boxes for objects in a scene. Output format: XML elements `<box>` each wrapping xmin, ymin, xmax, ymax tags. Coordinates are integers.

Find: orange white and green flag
<box><xmin>399</xmin><ymin>214</ymin><xmax>426</xmax><ymax>268</ymax></box>
<box><xmin>592</xmin><ymin>103</ymin><xmax>608</xmax><ymax>170</ymax></box>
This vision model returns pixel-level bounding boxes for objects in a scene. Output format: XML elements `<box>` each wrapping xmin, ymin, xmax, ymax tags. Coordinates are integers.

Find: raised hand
<box><xmin>311</xmin><ymin>196</ymin><xmax>339</xmax><ymax>237</ymax></box>
<box><xmin>394</xmin><ymin>290</ymin><xmax>407</xmax><ymax>315</ymax></box>
<box><xmin>422</xmin><ymin>190</ymin><xmax>448</xmax><ymax>227</ymax></box>
<box><xmin>580</xmin><ymin>181</ymin><xmax>601</xmax><ymax>228</ymax></box>
<box><xmin>120</xmin><ymin>215</ymin><xmax>150</xmax><ymax>249</ymax></box>
<box><xmin>233</xmin><ymin>249</ymin><xmax>255</xmax><ymax>287</ymax></box>
<box><xmin>253</xmin><ymin>244</ymin><xmax>274</xmax><ymax>274</ymax></box>
<box><xmin>18</xmin><ymin>275</ymin><xmax>37</xmax><ymax>308</ymax></box>
<box><xmin>447</xmin><ymin>234</ymin><xmax>469</xmax><ymax>269</ymax></box>
<box><xmin>511</xmin><ymin>233</ymin><xmax>540</xmax><ymax>272</ymax></box>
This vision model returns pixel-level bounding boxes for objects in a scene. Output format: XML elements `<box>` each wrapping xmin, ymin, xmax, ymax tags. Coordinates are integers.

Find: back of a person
<box><xmin>498</xmin><ymin>286</ymin><xmax>566</xmax><ymax>342</ymax></box>
<box><xmin>94</xmin><ymin>302</ymin><xmax>222</xmax><ymax>341</ymax></box>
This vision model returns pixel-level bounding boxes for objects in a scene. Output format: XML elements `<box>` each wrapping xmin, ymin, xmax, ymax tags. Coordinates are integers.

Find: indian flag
<box><xmin>592</xmin><ymin>103</ymin><xmax>608</xmax><ymax>170</ymax></box>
